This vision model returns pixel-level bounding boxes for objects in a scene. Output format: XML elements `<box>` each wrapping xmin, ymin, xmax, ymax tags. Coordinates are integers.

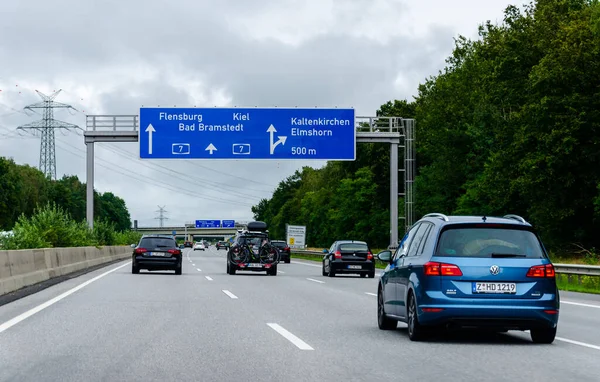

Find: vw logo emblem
<box><xmin>490</xmin><ymin>265</ymin><xmax>500</xmax><ymax>275</ymax></box>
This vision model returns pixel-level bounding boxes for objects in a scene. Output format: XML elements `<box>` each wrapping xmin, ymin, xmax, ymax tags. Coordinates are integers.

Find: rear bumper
<box><xmin>331</xmin><ymin>260</ymin><xmax>375</xmax><ymax>273</ymax></box>
<box><xmin>231</xmin><ymin>263</ymin><xmax>275</xmax><ymax>272</ymax></box>
<box><xmin>418</xmin><ymin>297</ymin><xmax>559</xmax><ymax>330</ymax></box>
<box><xmin>135</xmin><ymin>256</ymin><xmax>180</xmax><ymax>270</ymax></box>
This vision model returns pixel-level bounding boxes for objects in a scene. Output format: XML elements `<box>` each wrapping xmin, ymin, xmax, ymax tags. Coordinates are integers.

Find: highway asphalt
<box><xmin>1</xmin><ymin>246</ymin><xmax>599</xmax><ymax>381</ymax></box>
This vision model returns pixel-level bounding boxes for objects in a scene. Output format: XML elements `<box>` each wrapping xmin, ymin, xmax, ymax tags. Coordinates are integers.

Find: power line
<box><xmin>16</xmin><ymin>90</ymin><xmax>80</xmax><ymax>180</ymax></box>
<box><xmin>155</xmin><ymin>205</ymin><xmax>169</xmax><ymax>227</ymax></box>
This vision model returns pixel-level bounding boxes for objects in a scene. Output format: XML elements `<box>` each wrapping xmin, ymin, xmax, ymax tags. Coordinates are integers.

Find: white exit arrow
<box><xmin>267</xmin><ymin>124</ymin><xmax>287</xmax><ymax>154</ymax></box>
<box><xmin>145</xmin><ymin>124</ymin><xmax>156</xmax><ymax>154</ymax></box>
<box><xmin>205</xmin><ymin>143</ymin><xmax>217</xmax><ymax>154</ymax></box>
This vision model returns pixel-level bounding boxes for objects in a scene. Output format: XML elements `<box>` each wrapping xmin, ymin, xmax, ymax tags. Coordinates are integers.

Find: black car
<box><xmin>131</xmin><ymin>235</ymin><xmax>182</xmax><ymax>275</ymax></box>
<box><xmin>271</xmin><ymin>240</ymin><xmax>291</xmax><ymax>263</ymax></box>
<box><xmin>227</xmin><ymin>221</ymin><xmax>278</xmax><ymax>275</ymax></box>
<box><xmin>183</xmin><ymin>241</ymin><xmax>193</xmax><ymax>248</ymax></box>
<box><xmin>216</xmin><ymin>241</ymin><xmax>230</xmax><ymax>250</ymax></box>
<box><xmin>322</xmin><ymin>240</ymin><xmax>375</xmax><ymax>278</ymax></box>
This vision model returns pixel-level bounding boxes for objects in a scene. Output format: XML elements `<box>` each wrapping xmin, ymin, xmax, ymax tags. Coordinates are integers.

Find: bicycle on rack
<box><xmin>229</xmin><ymin>239</ymin><xmax>279</xmax><ymax>265</ymax></box>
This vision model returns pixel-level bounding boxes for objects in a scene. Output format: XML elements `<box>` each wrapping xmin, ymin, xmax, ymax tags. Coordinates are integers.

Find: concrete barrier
<box><xmin>0</xmin><ymin>246</ymin><xmax>130</xmax><ymax>296</ymax></box>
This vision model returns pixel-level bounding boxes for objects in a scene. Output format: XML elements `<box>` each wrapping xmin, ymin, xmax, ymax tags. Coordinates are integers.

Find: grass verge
<box><xmin>292</xmin><ymin>252</ymin><xmax>600</xmax><ymax>294</ymax></box>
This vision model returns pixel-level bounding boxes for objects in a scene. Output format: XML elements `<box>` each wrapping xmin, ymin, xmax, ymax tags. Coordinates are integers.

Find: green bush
<box><xmin>93</xmin><ymin>219</ymin><xmax>117</xmax><ymax>246</ymax></box>
<box><xmin>0</xmin><ymin>202</ymin><xmax>142</xmax><ymax>250</ymax></box>
<box><xmin>115</xmin><ymin>230</ymin><xmax>142</xmax><ymax>246</ymax></box>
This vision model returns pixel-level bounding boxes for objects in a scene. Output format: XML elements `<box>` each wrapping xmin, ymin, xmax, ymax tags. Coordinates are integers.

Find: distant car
<box><xmin>194</xmin><ymin>242</ymin><xmax>206</xmax><ymax>251</ymax></box>
<box><xmin>227</xmin><ymin>221</ymin><xmax>278</xmax><ymax>275</ymax></box>
<box><xmin>271</xmin><ymin>240</ymin><xmax>291</xmax><ymax>263</ymax></box>
<box><xmin>131</xmin><ymin>235</ymin><xmax>182</xmax><ymax>275</ymax></box>
<box><xmin>376</xmin><ymin>213</ymin><xmax>560</xmax><ymax>343</ymax></box>
<box><xmin>216</xmin><ymin>241</ymin><xmax>230</xmax><ymax>250</ymax></box>
<box><xmin>183</xmin><ymin>241</ymin><xmax>193</xmax><ymax>248</ymax></box>
<box><xmin>322</xmin><ymin>240</ymin><xmax>375</xmax><ymax>278</ymax></box>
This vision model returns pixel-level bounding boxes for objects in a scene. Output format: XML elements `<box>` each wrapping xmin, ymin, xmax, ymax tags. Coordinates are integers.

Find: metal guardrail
<box><xmin>290</xmin><ymin>250</ymin><xmax>600</xmax><ymax>277</ymax></box>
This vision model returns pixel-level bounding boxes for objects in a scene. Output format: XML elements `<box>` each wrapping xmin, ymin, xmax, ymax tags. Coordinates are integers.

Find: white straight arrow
<box><xmin>205</xmin><ymin>143</ymin><xmax>217</xmax><ymax>154</ymax></box>
<box><xmin>145</xmin><ymin>124</ymin><xmax>156</xmax><ymax>154</ymax></box>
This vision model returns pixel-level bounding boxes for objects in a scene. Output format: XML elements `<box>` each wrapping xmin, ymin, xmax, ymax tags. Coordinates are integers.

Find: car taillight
<box><xmin>424</xmin><ymin>261</ymin><xmax>463</xmax><ymax>276</ymax></box>
<box><xmin>135</xmin><ymin>248</ymin><xmax>147</xmax><ymax>254</ymax></box>
<box><xmin>367</xmin><ymin>251</ymin><xmax>373</xmax><ymax>260</ymax></box>
<box><xmin>334</xmin><ymin>250</ymin><xmax>342</xmax><ymax>259</ymax></box>
<box><xmin>168</xmin><ymin>249</ymin><xmax>182</xmax><ymax>256</ymax></box>
<box><xmin>526</xmin><ymin>264</ymin><xmax>555</xmax><ymax>278</ymax></box>
<box><xmin>284</xmin><ymin>246</ymin><xmax>290</xmax><ymax>251</ymax></box>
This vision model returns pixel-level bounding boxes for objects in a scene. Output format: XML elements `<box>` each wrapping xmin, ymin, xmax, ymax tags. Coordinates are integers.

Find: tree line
<box><xmin>0</xmin><ymin>156</ymin><xmax>132</xmax><ymax>232</ymax></box>
<box><xmin>253</xmin><ymin>0</ymin><xmax>600</xmax><ymax>253</ymax></box>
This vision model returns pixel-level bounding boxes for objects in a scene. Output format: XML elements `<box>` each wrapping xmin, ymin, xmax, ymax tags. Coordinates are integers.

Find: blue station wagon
<box><xmin>376</xmin><ymin>213</ymin><xmax>559</xmax><ymax>343</ymax></box>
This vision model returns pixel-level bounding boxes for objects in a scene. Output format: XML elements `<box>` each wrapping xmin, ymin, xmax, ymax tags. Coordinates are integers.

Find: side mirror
<box><xmin>377</xmin><ymin>250</ymin><xmax>392</xmax><ymax>262</ymax></box>
<box><xmin>130</xmin><ymin>244</ymin><xmax>136</xmax><ymax>248</ymax></box>
<box><xmin>322</xmin><ymin>249</ymin><xmax>328</xmax><ymax>253</ymax></box>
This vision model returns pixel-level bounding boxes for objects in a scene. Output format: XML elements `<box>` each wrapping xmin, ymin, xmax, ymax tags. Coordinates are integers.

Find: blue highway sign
<box><xmin>195</xmin><ymin>220</ymin><xmax>221</xmax><ymax>228</ymax></box>
<box><xmin>139</xmin><ymin>107</ymin><xmax>355</xmax><ymax>160</ymax></box>
<box><xmin>222</xmin><ymin>220</ymin><xmax>235</xmax><ymax>228</ymax></box>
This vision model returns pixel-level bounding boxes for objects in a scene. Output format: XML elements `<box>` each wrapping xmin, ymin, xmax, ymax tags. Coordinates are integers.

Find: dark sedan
<box><xmin>271</xmin><ymin>240</ymin><xmax>291</xmax><ymax>263</ymax></box>
<box><xmin>131</xmin><ymin>235</ymin><xmax>182</xmax><ymax>275</ymax></box>
<box><xmin>322</xmin><ymin>240</ymin><xmax>375</xmax><ymax>278</ymax></box>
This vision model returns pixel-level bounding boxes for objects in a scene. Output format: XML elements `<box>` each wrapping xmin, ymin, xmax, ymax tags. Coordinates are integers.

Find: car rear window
<box><xmin>140</xmin><ymin>237</ymin><xmax>176</xmax><ymax>248</ymax></box>
<box><xmin>436</xmin><ymin>227</ymin><xmax>545</xmax><ymax>259</ymax></box>
<box><xmin>339</xmin><ymin>243</ymin><xmax>369</xmax><ymax>251</ymax></box>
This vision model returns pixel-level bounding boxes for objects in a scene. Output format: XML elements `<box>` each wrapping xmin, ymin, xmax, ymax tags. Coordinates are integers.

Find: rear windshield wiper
<box><xmin>490</xmin><ymin>253</ymin><xmax>527</xmax><ymax>258</ymax></box>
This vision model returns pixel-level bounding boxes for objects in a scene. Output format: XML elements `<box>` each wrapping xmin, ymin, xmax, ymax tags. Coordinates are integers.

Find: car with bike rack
<box><xmin>226</xmin><ymin>221</ymin><xmax>280</xmax><ymax>276</ymax></box>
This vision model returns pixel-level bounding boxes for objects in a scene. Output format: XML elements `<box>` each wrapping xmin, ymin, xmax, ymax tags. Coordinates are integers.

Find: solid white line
<box><xmin>365</xmin><ymin>292</ymin><xmax>377</xmax><ymax>296</ymax></box>
<box><xmin>556</xmin><ymin>337</ymin><xmax>600</xmax><ymax>351</ymax></box>
<box><xmin>562</xmin><ymin>300</ymin><xmax>600</xmax><ymax>309</ymax></box>
<box><xmin>205</xmin><ymin>276</ymin><xmax>213</xmax><ymax>281</ymax></box>
<box><xmin>222</xmin><ymin>290</ymin><xmax>238</xmax><ymax>299</ymax></box>
<box><xmin>196</xmin><ymin>268</ymin><xmax>202</xmax><ymax>272</ymax></box>
<box><xmin>267</xmin><ymin>323</ymin><xmax>314</xmax><ymax>350</ymax></box>
<box><xmin>291</xmin><ymin>261</ymin><xmax>321</xmax><ymax>268</ymax></box>
<box><xmin>306</xmin><ymin>278</ymin><xmax>325</xmax><ymax>284</ymax></box>
<box><xmin>0</xmin><ymin>261</ymin><xmax>131</xmax><ymax>335</ymax></box>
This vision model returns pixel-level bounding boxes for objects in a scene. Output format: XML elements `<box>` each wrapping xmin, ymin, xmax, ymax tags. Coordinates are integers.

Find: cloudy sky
<box><xmin>0</xmin><ymin>0</ymin><xmax>514</xmax><ymax>227</ymax></box>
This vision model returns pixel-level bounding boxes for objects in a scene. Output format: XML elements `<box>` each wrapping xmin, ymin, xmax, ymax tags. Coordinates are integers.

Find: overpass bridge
<box><xmin>135</xmin><ymin>226</ymin><xmax>242</xmax><ymax>241</ymax></box>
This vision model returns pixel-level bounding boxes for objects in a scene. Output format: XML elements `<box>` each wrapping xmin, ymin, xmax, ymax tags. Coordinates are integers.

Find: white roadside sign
<box><xmin>286</xmin><ymin>225</ymin><xmax>306</xmax><ymax>249</ymax></box>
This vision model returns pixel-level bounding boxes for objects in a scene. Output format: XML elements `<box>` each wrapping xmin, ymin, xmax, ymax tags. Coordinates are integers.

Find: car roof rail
<box><xmin>423</xmin><ymin>213</ymin><xmax>449</xmax><ymax>222</ymax></box>
<box><xmin>503</xmin><ymin>214</ymin><xmax>528</xmax><ymax>224</ymax></box>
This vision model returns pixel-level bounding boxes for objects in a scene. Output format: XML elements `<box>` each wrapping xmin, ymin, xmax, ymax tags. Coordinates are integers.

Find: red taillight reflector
<box><xmin>135</xmin><ymin>248</ymin><xmax>147</xmax><ymax>254</ymax></box>
<box><xmin>168</xmin><ymin>249</ymin><xmax>181</xmax><ymax>256</ymax></box>
<box><xmin>424</xmin><ymin>262</ymin><xmax>462</xmax><ymax>276</ymax></box>
<box><xmin>367</xmin><ymin>252</ymin><xmax>373</xmax><ymax>260</ymax></box>
<box><xmin>334</xmin><ymin>251</ymin><xmax>342</xmax><ymax>259</ymax></box>
<box><xmin>441</xmin><ymin>264</ymin><xmax>463</xmax><ymax>276</ymax></box>
<box><xmin>284</xmin><ymin>247</ymin><xmax>290</xmax><ymax>251</ymax></box>
<box><xmin>544</xmin><ymin>310</ymin><xmax>559</xmax><ymax>314</ymax></box>
<box><xmin>238</xmin><ymin>264</ymin><xmax>246</xmax><ymax>268</ymax></box>
<box><xmin>421</xmin><ymin>308</ymin><xmax>444</xmax><ymax>313</ymax></box>
<box><xmin>527</xmin><ymin>264</ymin><xmax>555</xmax><ymax>278</ymax></box>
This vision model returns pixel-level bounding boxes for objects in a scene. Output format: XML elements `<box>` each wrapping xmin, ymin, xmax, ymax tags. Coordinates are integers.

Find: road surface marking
<box><xmin>222</xmin><ymin>290</ymin><xmax>238</xmax><ymax>299</ymax></box>
<box><xmin>192</xmin><ymin>263</ymin><xmax>196</xmax><ymax>266</ymax></box>
<box><xmin>365</xmin><ymin>292</ymin><xmax>377</xmax><ymax>296</ymax></box>
<box><xmin>291</xmin><ymin>261</ymin><xmax>321</xmax><ymax>268</ymax></box>
<box><xmin>205</xmin><ymin>276</ymin><xmax>213</xmax><ymax>281</ymax></box>
<box><xmin>196</xmin><ymin>268</ymin><xmax>202</xmax><ymax>272</ymax></box>
<box><xmin>278</xmin><ymin>270</ymin><xmax>285</xmax><ymax>274</ymax></box>
<box><xmin>556</xmin><ymin>337</ymin><xmax>600</xmax><ymax>351</ymax></box>
<box><xmin>306</xmin><ymin>278</ymin><xmax>325</xmax><ymax>284</ymax></box>
<box><xmin>562</xmin><ymin>300</ymin><xmax>600</xmax><ymax>309</ymax></box>
<box><xmin>0</xmin><ymin>262</ymin><xmax>130</xmax><ymax>335</ymax></box>
<box><xmin>267</xmin><ymin>323</ymin><xmax>314</xmax><ymax>350</ymax></box>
